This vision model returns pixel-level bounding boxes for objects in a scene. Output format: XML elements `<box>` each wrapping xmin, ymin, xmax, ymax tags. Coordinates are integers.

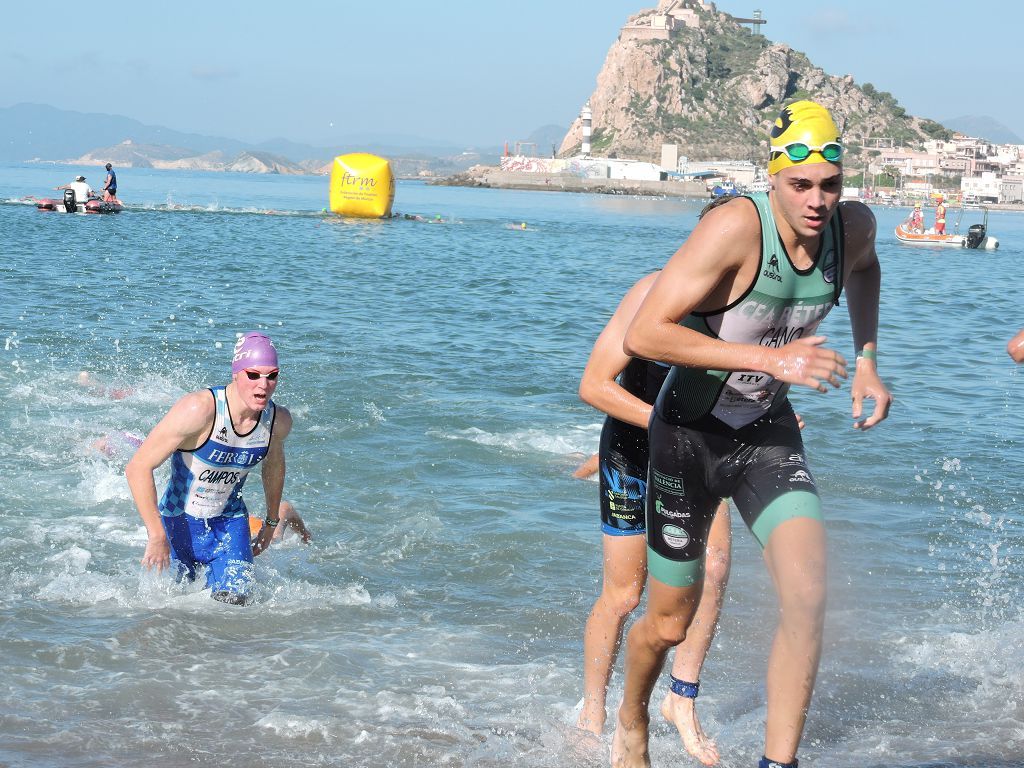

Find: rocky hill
<box><xmin>67</xmin><ymin>140</ymin><xmax>307</xmax><ymax>174</ymax></box>
<box><xmin>559</xmin><ymin>1</ymin><xmax>951</xmax><ymax>165</ymax></box>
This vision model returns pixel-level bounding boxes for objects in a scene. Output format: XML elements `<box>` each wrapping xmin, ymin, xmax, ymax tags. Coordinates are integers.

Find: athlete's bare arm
<box><xmin>624</xmin><ymin>199</ymin><xmax>846</xmax><ymax>392</ymax></box>
<box><xmin>839</xmin><ymin>201</ymin><xmax>892</xmax><ymax>430</ymax></box>
<box><xmin>580</xmin><ymin>273</ymin><xmax>660</xmax><ymax>429</ymax></box>
<box><xmin>1008</xmin><ymin>329</ymin><xmax>1024</xmax><ymax>363</ymax></box>
<box><xmin>126</xmin><ymin>391</ymin><xmax>216</xmax><ymax>571</ymax></box>
<box><xmin>252</xmin><ymin>407</ymin><xmax>293</xmax><ymax>556</ymax></box>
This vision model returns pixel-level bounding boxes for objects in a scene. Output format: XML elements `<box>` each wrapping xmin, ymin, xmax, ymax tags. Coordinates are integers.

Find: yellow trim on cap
<box><xmin>767</xmin><ymin>100</ymin><xmax>842</xmax><ymax>175</ymax></box>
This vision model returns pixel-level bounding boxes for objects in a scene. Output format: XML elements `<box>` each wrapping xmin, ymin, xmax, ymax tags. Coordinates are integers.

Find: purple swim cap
<box><xmin>231</xmin><ymin>332</ymin><xmax>278</xmax><ymax>374</ymax></box>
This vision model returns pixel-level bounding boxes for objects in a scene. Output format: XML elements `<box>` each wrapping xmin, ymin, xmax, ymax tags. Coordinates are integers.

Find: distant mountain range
<box><xmin>5</xmin><ymin>98</ymin><xmax>1019</xmax><ymax>180</ymax></box>
<box><xmin>0</xmin><ymin>103</ymin><xmax>512</xmax><ymax>172</ymax></box>
<box><xmin>941</xmin><ymin>115</ymin><xmax>1022</xmax><ymax>145</ymax></box>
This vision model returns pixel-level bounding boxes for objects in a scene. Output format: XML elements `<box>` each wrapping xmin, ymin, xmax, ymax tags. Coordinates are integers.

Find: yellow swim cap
<box><xmin>767</xmin><ymin>100</ymin><xmax>842</xmax><ymax>175</ymax></box>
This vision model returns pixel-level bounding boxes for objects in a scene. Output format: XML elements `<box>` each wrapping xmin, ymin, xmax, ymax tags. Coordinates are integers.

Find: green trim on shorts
<box><xmin>647</xmin><ymin>548</ymin><xmax>703</xmax><ymax>588</ymax></box>
<box><xmin>751</xmin><ymin>490</ymin><xmax>823</xmax><ymax>547</ymax></box>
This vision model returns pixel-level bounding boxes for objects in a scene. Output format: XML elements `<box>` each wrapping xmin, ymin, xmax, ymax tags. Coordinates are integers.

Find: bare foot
<box><xmin>610</xmin><ymin>711</ymin><xmax>651</xmax><ymax>768</ymax></box>
<box><xmin>577</xmin><ymin>703</ymin><xmax>605</xmax><ymax>737</ymax></box>
<box><xmin>660</xmin><ymin>692</ymin><xmax>719</xmax><ymax>765</ymax></box>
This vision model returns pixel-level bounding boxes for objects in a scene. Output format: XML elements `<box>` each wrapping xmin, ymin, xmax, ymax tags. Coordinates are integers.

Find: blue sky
<box><xmin>3</xmin><ymin>1</ymin><xmax>1021</xmax><ymax>147</ymax></box>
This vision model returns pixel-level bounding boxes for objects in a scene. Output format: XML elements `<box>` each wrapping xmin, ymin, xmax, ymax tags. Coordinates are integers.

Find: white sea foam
<box><xmin>898</xmin><ymin>620</ymin><xmax>1024</xmax><ymax>691</ymax></box>
<box><xmin>256</xmin><ymin>711</ymin><xmax>336</xmax><ymax>742</ymax></box>
<box><xmin>436</xmin><ymin>423</ymin><xmax>601</xmax><ymax>457</ymax></box>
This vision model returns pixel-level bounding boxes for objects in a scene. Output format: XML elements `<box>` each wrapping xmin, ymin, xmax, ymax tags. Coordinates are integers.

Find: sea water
<box><xmin>1</xmin><ymin>164</ymin><xmax>1023</xmax><ymax>768</ymax></box>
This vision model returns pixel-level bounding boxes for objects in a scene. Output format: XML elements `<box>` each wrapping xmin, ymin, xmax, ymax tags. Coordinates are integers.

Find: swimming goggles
<box><xmin>243</xmin><ymin>368</ymin><xmax>279</xmax><ymax>381</ymax></box>
<box><xmin>769</xmin><ymin>141</ymin><xmax>844</xmax><ymax>162</ymax></box>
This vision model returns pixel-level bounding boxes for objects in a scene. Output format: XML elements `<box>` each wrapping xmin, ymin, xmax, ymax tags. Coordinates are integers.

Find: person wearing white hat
<box><xmin>54</xmin><ymin>175</ymin><xmax>94</xmax><ymax>209</ymax></box>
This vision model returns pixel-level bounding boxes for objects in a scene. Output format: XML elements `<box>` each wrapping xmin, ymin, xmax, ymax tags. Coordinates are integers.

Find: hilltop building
<box><xmin>619</xmin><ymin>1</ymin><xmax>765</xmax><ymax>41</ymax></box>
<box><xmin>620</xmin><ymin>1</ymin><xmax>713</xmax><ymax>40</ymax></box>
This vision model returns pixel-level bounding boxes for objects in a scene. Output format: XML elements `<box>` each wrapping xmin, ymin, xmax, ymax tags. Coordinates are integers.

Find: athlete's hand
<box><xmin>252</xmin><ymin>525</ymin><xmax>275</xmax><ymax>557</ymax></box>
<box><xmin>141</xmin><ymin>536</ymin><xmax>170</xmax><ymax>572</ymax></box>
<box><xmin>851</xmin><ymin>358</ymin><xmax>892</xmax><ymax>430</ymax></box>
<box><xmin>770</xmin><ymin>336</ymin><xmax>847</xmax><ymax>392</ymax></box>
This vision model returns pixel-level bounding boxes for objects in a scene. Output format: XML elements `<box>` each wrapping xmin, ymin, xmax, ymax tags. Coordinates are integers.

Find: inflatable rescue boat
<box><xmin>36</xmin><ymin>189</ymin><xmax>123</xmax><ymax>214</ymax></box>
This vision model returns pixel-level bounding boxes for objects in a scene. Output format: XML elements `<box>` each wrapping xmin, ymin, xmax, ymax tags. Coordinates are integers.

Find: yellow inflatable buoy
<box><xmin>329</xmin><ymin>153</ymin><xmax>395</xmax><ymax>218</ymax></box>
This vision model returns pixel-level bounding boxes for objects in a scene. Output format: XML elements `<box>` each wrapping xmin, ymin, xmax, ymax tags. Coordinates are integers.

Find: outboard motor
<box><xmin>62</xmin><ymin>188</ymin><xmax>77</xmax><ymax>213</ymax></box>
<box><xmin>965</xmin><ymin>223</ymin><xmax>986</xmax><ymax>249</ymax></box>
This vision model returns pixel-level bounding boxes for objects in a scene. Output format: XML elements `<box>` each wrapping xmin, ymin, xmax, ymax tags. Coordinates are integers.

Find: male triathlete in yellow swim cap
<box><xmin>767</xmin><ymin>100</ymin><xmax>843</xmax><ymax>176</ymax></box>
<box><xmin>611</xmin><ymin>97</ymin><xmax>891</xmax><ymax>768</ymax></box>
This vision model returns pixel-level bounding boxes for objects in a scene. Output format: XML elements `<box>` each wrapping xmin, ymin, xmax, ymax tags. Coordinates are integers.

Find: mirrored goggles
<box><xmin>770</xmin><ymin>141</ymin><xmax>844</xmax><ymax>163</ymax></box>
<box><xmin>243</xmin><ymin>368</ymin><xmax>279</xmax><ymax>381</ymax></box>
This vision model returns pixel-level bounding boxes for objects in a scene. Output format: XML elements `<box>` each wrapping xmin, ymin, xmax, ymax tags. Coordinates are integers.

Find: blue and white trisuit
<box><xmin>158</xmin><ymin>385</ymin><xmax>275</xmax><ymax>600</ymax></box>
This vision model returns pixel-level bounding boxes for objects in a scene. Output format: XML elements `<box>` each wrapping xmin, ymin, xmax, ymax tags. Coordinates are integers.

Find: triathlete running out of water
<box><xmin>126</xmin><ymin>332</ymin><xmax>293</xmax><ymax>605</ymax></box>
<box><xmin>577</xmin><ymin>262</ymin><xmax>731</xmax><ymax>767</ymax></box>
<box><xmin>611</xmin><ymin>100</ymin><xmax>892</xmax><ymax>768</ymax></box>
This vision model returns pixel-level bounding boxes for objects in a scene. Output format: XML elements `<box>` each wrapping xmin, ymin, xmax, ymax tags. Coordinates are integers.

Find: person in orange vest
<box><xmin>934</xmin><ymin>195</ymin><xmax>947</xmax><ymax>234</ymax></box>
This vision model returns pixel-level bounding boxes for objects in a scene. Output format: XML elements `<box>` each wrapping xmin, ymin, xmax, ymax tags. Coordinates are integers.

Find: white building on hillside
<box><xmin>961</xmin><ymin>172</ymin><xmax>1001</xmax><ymax>203</ymax></box>
<box><xmin>679</xmin><ymin>159</ymin><xmax>760</xmax><ymax>187</ymax></box>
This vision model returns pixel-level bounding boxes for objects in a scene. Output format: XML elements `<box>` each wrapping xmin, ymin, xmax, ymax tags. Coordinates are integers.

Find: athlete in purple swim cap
<box><xmin>126</xmin><ymin>331</ymin><xmax>292</xmax><ymax>605</ymax></box>
<box><xmin>231</xmin><ymin>331</ymin><xmax>278</xmax><ymax>374</ymax></box>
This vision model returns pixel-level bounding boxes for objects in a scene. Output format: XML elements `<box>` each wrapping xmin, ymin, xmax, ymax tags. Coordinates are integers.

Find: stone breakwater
<box><xmin>433</xmin><ymin>166</ymin><xmax>708</xmax><ymax>198</ymax></box>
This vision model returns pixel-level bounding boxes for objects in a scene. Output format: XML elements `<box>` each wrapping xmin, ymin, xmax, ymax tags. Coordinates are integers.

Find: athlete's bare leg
<box><xmin>612</xmin><ymin>577</ymin><xmax>703</xmax><ymax>768</ymax></box>
<box><xmin>661</xmin><ymin>500</ymin><xmax>731</xmax><ymax>765</ymax></box>
<box><xmin>579</xmin><ymin>533</ymin><xmax>647</xmax><ymax>735</ymax></box>
<box><xmin>761</xmin><ymin>516</ymin><xmax>827</xmax><ymax>764</ymax></box>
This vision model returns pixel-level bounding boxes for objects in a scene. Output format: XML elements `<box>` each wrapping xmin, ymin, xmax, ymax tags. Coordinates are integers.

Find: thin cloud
<box><xmin>126</xmin><ymin>57</ymin><xmax>151</xmax><ymax>75</ymax></box>
<box><xmin>190</xmin><ymin>65</ymin><xmax>239</xmax><ymax>82</ymax></box>
<box><xmin>69</xmin><ymin>52</ymin><xmax>104</xmax><ymax>69</ymax></box>
<box><xmin>805</xmin><ymin>8</ymin><xmax>871</xmax><ymax>36</ymax></box>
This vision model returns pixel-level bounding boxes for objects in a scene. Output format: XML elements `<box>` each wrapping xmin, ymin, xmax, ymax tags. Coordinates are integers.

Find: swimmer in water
<box><xmin>92</xmin><ymin>430</ymin><xmax>144</xmax><ymax>459</ymax></box>
<box><xmin>612</xmin><ymin>100</ymin><xmax>891</xmax><ymax>768</ymax></box>
<box><xmin>126</xmin><ymin>332</ymin><xmax>293</xmax><ymax>605</ymax></box>
<box><xmin>78</xmin><ymin>371</ymin><xmax>134</xmax><ymax>400</ymax></box>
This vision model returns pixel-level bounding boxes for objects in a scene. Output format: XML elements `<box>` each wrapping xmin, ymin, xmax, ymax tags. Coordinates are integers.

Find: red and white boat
<box><xmin>894</xmin><ymin>207</ymin><xmax>998</xmax><ymax>249</ymax></box>
<box><xmin>35</xmin><ymin>191</ymin><xmax>123</xmax><ymax>214</ymax></box>
<box><xmin>894</xmin><ymin>222</ymin><xmax>967</xmax><ymax>247</ymax></box>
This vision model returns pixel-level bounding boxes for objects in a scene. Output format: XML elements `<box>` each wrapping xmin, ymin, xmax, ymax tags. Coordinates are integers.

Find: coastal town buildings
<box><xmin>502</xmin><ymin>126</ymin><xmax>1024</xmax><ymax>204</ymax></box>
<box><xmin>869</xmin><ymin>135</ymin><xmax>1024</xmax><ymax>203</ymax></box>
